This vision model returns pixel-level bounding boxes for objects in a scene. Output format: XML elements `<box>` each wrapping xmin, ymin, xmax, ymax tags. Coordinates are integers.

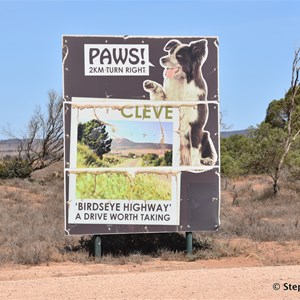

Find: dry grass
<box><xmin>220</xmin><ymin>176</ymin><xmax>300</xmax><ymax>242</ymax></box>
<box><xmin>0</xmin><ymin>164</ymin><xmax>300</xmax><ymax>265</ymax></box>
<box><xmin>0</xmin><ymin>163</ymin><xmax>80</xmax><ymax>265</ymax></box>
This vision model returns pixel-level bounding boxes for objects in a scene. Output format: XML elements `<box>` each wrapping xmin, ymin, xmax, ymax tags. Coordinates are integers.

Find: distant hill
<box><xmin>0</xmin><ymin>139</ymin><xmax>20</xmax><ymax>157</ymax></box>
<box><xmin>111</xmin><ymin>138</ymin><xmax>136</xmax><ymax>148</ymax></box>
<box><xmin>0</xmin><ymin>139</ymin><xmax>20</xmax><ymax>146</ymax></box>
<box><xmin>0</xmin><ymin>139</ymin><xmax>43</xmax><ymax>158</ymax></box>
<box><xmin>220</xmin><ymin>129</ymin><xmax>249</xmax><ymax>138</ymax></box>
<box><xmin>111</xmin><ymin>138</ymin><xmax>172</xmax><ymax>150</ymax></box>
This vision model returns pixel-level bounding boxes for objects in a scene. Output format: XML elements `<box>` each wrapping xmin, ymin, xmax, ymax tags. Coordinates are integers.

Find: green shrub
<box><xmin>0</xmin><ymin>158</ymin><xmax>32</xmax><ymax>179</ymax></box>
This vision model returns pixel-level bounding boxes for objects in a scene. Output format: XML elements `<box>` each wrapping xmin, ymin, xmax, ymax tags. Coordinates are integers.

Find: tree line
<box><xmin>222</xmin><ymin>48</ymin><xmax>300</xmax><ymax>194</ymax></box>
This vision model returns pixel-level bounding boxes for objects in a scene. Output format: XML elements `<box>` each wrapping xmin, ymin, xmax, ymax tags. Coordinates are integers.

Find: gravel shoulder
<box><xmin>1</xmin><ymin>259</ymin><xmax>300</xmax><ymax>299</ymax></box>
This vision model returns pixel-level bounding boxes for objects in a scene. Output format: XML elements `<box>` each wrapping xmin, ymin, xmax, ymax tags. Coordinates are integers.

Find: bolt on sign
<box><xmin>63</xmin><ymin>35</ymin><xmax>220</xmax><ymax>235</ymax></box>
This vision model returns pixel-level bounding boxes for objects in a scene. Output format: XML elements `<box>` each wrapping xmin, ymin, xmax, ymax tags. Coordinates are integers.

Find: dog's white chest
<box><xmin>164</xmin><ymin>80</ymin><xmax>203</xmax><ymax>101</ymax></box>
<box><xmin>164</xmin><ymin>80</ymin><xmax>201</xmax><ymax>133</ymax></box>
<box><xmin>180</xmin><ymin>106</ymin><xmax>198</xmax><ymax>133</ymax></box>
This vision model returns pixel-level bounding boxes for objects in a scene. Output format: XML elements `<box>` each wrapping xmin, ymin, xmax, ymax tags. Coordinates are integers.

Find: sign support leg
<box><xmin>94</xmin><ymin>235</ymin><xmax>101</xmax><ymax>257</ymax></box>
<box><xmin>186</xmin><ymin>231</ymin><xmax>193</xmax><ymax>255</ymax></box>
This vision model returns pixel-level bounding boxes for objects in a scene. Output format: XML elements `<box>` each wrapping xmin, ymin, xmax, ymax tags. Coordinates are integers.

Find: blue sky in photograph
<box><xmin>76</xmin><ymin>106</ymin><xmax>173</xmax><ymax>144</ymax></box>
<box><xmin>106</xmin><ymin>120</ymin><xmax>173</xmax><ymax>144</ymax></box>
<box><xmin>0</xmin><ymin>0</ymin><xmax>299</xmax><ymax>139</ymax></box>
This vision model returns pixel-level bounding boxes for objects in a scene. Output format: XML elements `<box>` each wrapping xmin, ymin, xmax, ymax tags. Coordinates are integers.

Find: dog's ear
<box><xmin>190</xmin><ymin>39</ymin><xmax>208</xmax><ymax>62</ymax></box>
<box><xmin>164</xmin><ymin>39</ymin><xmax>181</xmax><ymax>52</ymax></box>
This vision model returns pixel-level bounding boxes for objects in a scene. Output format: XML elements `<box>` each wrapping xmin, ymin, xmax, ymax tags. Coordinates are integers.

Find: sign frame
<box><xmin>63</xmin><ymin>35</ymin><xmax>220</xmax><ymax>235</ymax></box>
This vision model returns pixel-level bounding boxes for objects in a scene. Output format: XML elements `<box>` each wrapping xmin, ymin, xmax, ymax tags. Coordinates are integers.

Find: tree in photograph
<box><xmin>3</xmin><ymin>91</ymin><xmax>64</xmax><ymax>176</ymax></box>
<box><xmin>77</xmin><ymin>123</ymin><xmax>84</xmax><ymax>142</ymax></box>
<box><xmin>79</xmin><ymin>119</ymin><xmax>112</xmax><ymax>159</ymax></box>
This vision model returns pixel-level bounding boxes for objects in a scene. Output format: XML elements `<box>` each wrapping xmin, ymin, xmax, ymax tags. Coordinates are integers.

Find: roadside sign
<box><xmin>63</xmin><ymin>35</ymin><xmax>220</xmax><ymax>235</ymax></box>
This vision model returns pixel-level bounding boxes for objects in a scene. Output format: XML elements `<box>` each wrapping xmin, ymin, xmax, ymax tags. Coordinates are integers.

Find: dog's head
<box><xmin>160</xmin><ymin>39</ymin><xmax>208</xmax><ymax>83</ymax></box>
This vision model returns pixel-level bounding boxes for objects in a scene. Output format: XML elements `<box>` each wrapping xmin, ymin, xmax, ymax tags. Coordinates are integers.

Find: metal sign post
<box><xmin>94</xmin><ymin>236</ymin><xmax>101</xmax><ymax>257</ymax></box>
<box><xmin>186</xmin><ymin>232</ymin><xmax>193</xmax><ymax>255</ymax></box>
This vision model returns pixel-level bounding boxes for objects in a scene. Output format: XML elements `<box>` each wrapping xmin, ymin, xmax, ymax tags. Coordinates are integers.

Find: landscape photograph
<box><xmin>75</xmin><ymin>119</ymin><xmax>173</xmax><ymax>200</ymax></box>
<box><xmin>76</xmin><ymin>119</ymin><xmax>173</xmax><ymax>169</ymax></box>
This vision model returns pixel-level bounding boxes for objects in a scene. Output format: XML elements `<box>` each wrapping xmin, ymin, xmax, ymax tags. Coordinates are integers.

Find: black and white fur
<box><xmin>143</xmin><ymin>39</ymin><xmax>217</xmax><ymax>166</ymax></box>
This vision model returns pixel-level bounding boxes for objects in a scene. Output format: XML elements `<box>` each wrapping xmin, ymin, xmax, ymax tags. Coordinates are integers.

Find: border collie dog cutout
<box><xmin>143</xmin><ymin>39</ymin><xmax>218</xmax><ymax>166</ymax></box>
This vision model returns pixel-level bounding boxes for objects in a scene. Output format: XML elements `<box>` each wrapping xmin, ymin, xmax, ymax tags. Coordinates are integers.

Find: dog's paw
<box><xmin>200</xmin><ymin>157</ymin><xmax>216</xmax><ymax>166</ymax></box>
<box><xmin>143</xmin><ymin>80</ymin><xmax>166</xmax><ymax>100</ymax></box>
<box><xmin>143</xmin><ymin>80</ymin><xmax>157</xmax><ymax>91</ymax></box>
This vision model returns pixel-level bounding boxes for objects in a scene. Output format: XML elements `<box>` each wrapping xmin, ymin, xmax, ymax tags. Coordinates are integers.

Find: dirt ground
<box><xmin>1</xmin><ymin>258</ymin><xmax>300</xmax><ymax>299</ymax></box>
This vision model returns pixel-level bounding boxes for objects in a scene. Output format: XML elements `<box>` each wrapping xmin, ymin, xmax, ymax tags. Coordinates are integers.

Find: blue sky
<box><xmin>0</xmin><ymin>0</ymin><xmax>299</xmax><ymax>139</ymax></box>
